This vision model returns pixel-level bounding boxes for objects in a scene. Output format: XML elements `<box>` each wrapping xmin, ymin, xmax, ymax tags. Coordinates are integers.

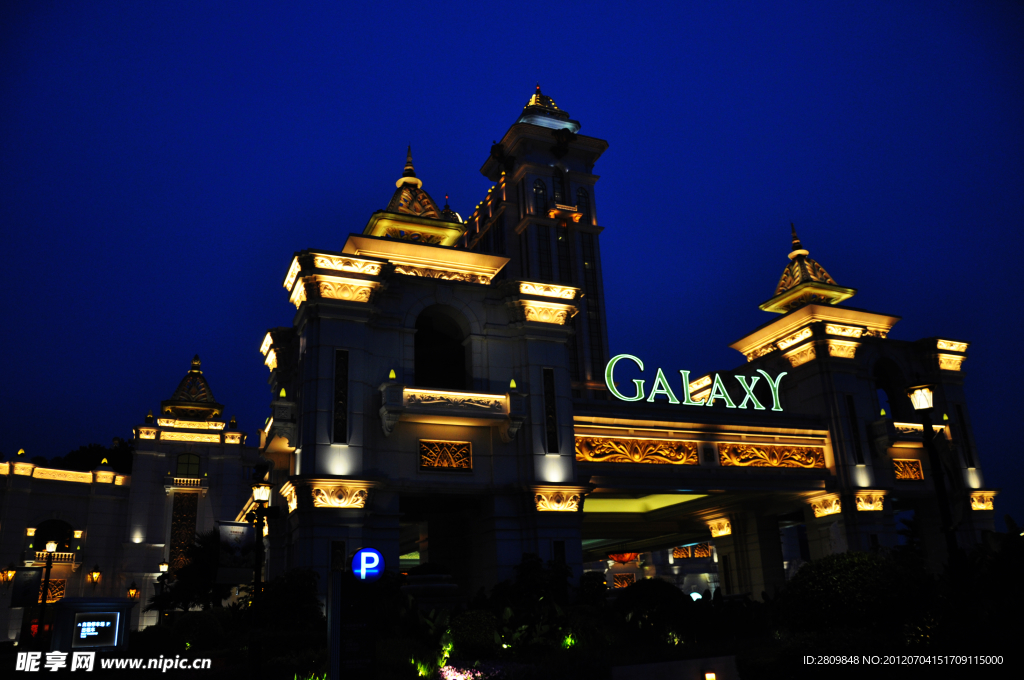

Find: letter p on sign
<box><xmin>351</xmin><ymin>548</ymin><xmax>384</xmax><ymax>581</ymax></box>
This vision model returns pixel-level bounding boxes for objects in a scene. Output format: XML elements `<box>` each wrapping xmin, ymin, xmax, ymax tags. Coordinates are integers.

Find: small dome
<box><xmin>160</xmin><ymin>355</ymin><xmax>225</xmax><ymax>419</ymax></box>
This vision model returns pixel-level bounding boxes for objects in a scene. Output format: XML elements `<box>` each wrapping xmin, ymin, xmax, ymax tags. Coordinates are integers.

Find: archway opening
<box><xmin>415</xmin><ymin>306</ymin><xmax>469</xmax><ymax>389</ymax></box>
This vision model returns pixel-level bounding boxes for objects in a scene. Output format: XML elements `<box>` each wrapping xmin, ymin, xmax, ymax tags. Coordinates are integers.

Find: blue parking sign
<box><xmin>351</xmin><ymin>547</ymin><xmax>384</xmax><ymax>581</ymax></box>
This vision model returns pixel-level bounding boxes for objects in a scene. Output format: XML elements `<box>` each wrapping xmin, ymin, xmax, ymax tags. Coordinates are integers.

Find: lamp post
<box><xmin>1</xmin><ymin>563</ymin><xmax>16</xmax><ymax>591</ymax></box>
<box><xmin>246</xmin><ymin>482</ymin><xmax>272</xmax><ymax>603</ymax></box>
<box><xmin>907</xmin><ymin>385</ymin><xmax>960</xmax><ymax>563</ymax></box>
<box><xmin>155</xmin><ymin>561</ymin><xmax>169</xmax><ymax>624</ymax></box>
<box><xmin>89</xmin><ymin>565</ymin><xmax>101</xmax><ymax>589</ymax></box>
<box><xmin>38</xmin><ymin>540</ymin><xmax>57</xmax><ymax>642</ymax></box>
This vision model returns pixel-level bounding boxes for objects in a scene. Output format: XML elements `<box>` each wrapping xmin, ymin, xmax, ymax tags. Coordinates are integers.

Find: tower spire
<box><xmin>403</xmin><ymin>145</ymin><xmax>416</xmax><ymax>178</ymax></box>
<box><xmin>759</xmin><ymin>224</ymin><xmax>856</xmax><ymax>314</ymax></box>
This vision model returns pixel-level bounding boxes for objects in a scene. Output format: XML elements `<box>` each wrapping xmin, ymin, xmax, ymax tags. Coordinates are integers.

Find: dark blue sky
<box><xmin>3</xmin><ymin>2</ymin><xmax>1022</xmax><ymax>528</ymax></box>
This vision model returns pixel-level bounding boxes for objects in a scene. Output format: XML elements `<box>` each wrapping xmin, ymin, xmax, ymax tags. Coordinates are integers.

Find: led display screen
<box><xmin>72</xmin><ymin>612</ymin><xmax>120</xmax><ymax>648</ymax></box>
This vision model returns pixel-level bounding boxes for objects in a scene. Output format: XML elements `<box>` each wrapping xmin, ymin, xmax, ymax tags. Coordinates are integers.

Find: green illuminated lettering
<box><xmin>646</xmin><ymin>368</ymin><xmax>679</xmax><ymax>403</ymax></box>
<box><xmin>705</xmin><ymin>373</ymin><xmax>736</xmax><ymax>408</ymax></box>
<box><xmin>735</xmin><ymin>375</ymin><xmax>764</xmax><ymax>410</ymax></box>
<box><xmin>756</xmin><ymin>369</ymin><xmax>787</xmax><ymax>411</ymax></box>
<box><xmin>679</xmin><ymin>370</ymin><xmax>702</xmax><ymax>406</ymax></box>
<box><xmin>605</xmin><ymin>354</ymin><xmax>646</xmax><ymax>402</ymax></box>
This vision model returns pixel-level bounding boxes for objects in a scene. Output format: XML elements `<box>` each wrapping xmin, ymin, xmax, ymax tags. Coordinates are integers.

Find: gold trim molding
<box><xmin>937</xmin><ymin>354</ymin><xmax>965</xmax><ymax>371</ymax></box>
<box><xmin>315</xmin><ymin>275</ymin><xmax>379</xmax><ymax>303</ymax></box>
<box><xmin>405</xmin><ymin>389</ymin><xmax>504</xmax><ymax>412</ymax></box>
<box><xmin>161</xmin><ymin>431</ymin><xmax>220</xmax><ymax>443</ymax></box>
<box><xmin>826</xmin><ymin>324</ymin><xmax>863</xmax><ymax>338</ymax></box>
<box><xmin>33</xmin><ymin>468</ymin><xmax>93</xmax><ymax>484</ymax></box>
<box><xmin>827</xmin><ymin>339</ymin><xmax>859</xmax><ymax>359</ymax></box>
<box><xmin>394</xmin><ymin>264</ymin><xmax>491</xmax><ymax>284</ymax></box>
<box><xmin>937</xmin><ymin>339</ymin><xmax>968</xmax><ymax>352</ymax></box>
<box><xmin>718</xmin><ymin>443</ymin><xmax>826</xmax><ymax>469</ymax></box>
<box><xmin>811</xmin><ymin>494</ymin><xmax>842</xmax><ymax>518</ymax></box>
<box><xmin>575</xmin><ymin>436</ymin><xmax>699</xmax><ymax>465</ymax></box>
<box><xmin>313</xmin><ymin>254</ymin><xmax>382</xmax><ymax>276</ymax></box>
<box><xmin>777</xmin><ymin>327</ymin><xmax>813</xmax><ymax>350</ymax></box>
<box><xmin>708</xmin><ymin>519</ymin><xmax>732</xmax><ymax>538</ymax></box>
<box><xmin>518</xmin><ymin>300</ymin><xmax>575</xmax><ymax>325</ymax></box>
<box><xmin>156</xmin><ymin>419</ymin><xmax>225</xmax><ymax>430</ymax></box>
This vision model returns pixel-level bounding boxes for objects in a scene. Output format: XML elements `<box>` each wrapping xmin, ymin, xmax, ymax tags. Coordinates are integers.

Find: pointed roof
<box><xmin>160</xmin><ymin>354</ymin><xmax>225</xmax><ymax>419</ymax></box>
<box><xmin>759</xmin><ymin>225</ymin><xmax>857</xmax><ymax>314</ymax></box>
<box><xmin>385</xmin><ymin>146</ymin><xmax>445</xmax><ymax>219</ymax></box>
<box><xmin>516</xmin><ymin>84</ymin><xmax>581</xmax><ymax>133</ymax></box>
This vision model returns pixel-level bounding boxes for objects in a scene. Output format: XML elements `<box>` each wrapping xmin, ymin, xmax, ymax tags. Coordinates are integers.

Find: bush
<box><xmin>450</xmin><ymin>610</ymin><xmax>499</xmax><ymax>659</ymax></box>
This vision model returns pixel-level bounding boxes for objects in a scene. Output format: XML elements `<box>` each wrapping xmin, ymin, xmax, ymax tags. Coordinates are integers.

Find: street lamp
<box><xmin>89</xmin><ymin>565</ymin><xmax>101</xmax><ymax>587</ymax></box>
<box><xmin>246</xmin><ymin>482</ymin><xmax>273</xmax><ymax>603</ymax></box>
<box><xmin>38</xmin><ymin>541</ymin><xmax>58</xmax><ymax>643</ymax></box>
<box><xmin>1</xmin><ymin>563</ymin><xmax>16</xmax><ymax>590</ymax></box>
<box><xmin>127</xmin><ymin>582</ymin><xmax>139</xmax><ymax>600</ymax></box>
<box><xmin>906</xmin><ymin>384</ymin><xmax>959</xmax><ymax>563</ymax></box>
<box><xmin>155</xmin><ymin>561</ymin><xmax>170</xmax><ymax>624</ymax></box>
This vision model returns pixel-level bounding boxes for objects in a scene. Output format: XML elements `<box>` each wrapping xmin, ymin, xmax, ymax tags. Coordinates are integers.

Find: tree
<box><xmin>146</xmin><ymin>529</ymin><xmax>232</xmax><ymax>614</ymax></box>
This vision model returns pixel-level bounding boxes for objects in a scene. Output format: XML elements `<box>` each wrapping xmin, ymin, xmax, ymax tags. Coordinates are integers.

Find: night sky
<box><xmin>2</xmin><ymin>2</ymin><xmax>1022</xmax><ymax>529</ymax></box>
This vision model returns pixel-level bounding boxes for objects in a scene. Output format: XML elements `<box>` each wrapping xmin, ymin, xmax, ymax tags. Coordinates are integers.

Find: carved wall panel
<box><xmin>393</xmin><ymin>265</ymin><xmax>491</xmax><ymax>284</ymax></box>
<box><xmin>613</xmin><ymin>573</ymin><xmax>636</xmax><ymax>589</ymax></box>
<box><xmin>692</xmin><ymin>542</ymin><xmax>711</xmax><ymax>558</ymax></box>
<box><xmin>937</xmin><ymin>354</ymin><xmax>965</xmax><ymax>371</ymax></box>
<box><xmin>672</xmin><ymin>546</ymin><xmax>690</xmax><ymax>559</ymax></box>
<box><xmin>318</xmin><ymin>280</ymin><xmax>374</xmax><ymax>302</ymax></box>
<box><xmin>708</xmin><ymin>519</ymin><xmax>732</xmax><ymax>537</ymax></box>
<box><xmin>893</xmin><ymin>459</ymin><xmax>924</xmax><ymax>480</ymax></box>
<box><xmin>534</xmin><ymin>490</ymin><xmax>581</xmax><ymax>512</ymax></box>
<box><xmin>519</xmin><ymin>282</ymin><xmax>577</xmax><ymax>299</ymax></box>
<box><xmin>169</xmin><ymin>491</ymin><xmax>199</xmax><ymax>571</ymax></box>
<box><xmin>419</xmin><ymin>441</ymin><xmax>472</xmax><ymax>470</ymax></box>
<box><xmin>827</xmin><ymin>340</ymin><xmax>859</xmax><ymax>359</ymax></box>
<box><xmin>777</xmin><ymin>326</ymin><xmax>813</xmax><ymax>350</ymax></box>
<box><xmin>521</xmin><ymin>301</ymin><xmax>571</xmax><ymax>325</ymax></box>
<box><xmin>161</xmin><ymin>432</ymin><xmax>220</xmax><ymax>443</ymax></box>
<box><xmin>313</xmin><ymin>255</ymin><xmax>382</xmax><ymax>275</ymax></box>
<box><xmin>575</xmin><ymin>437</ymin><xmax>699</xmax><ymax>465</ymax></box>
<box><xmin>825</xmin><ymin>324</ymin><xmax>864</xmax><ymax>338</ymax></box>
<box><xmin>811</xmin><ymin>495</ymin><xmax>842</xmax><ymax>518</ymax></box>
<box><xmin>718</xmin><ymin>443</ymin><xmax>825</xmax><ymax>468</ymax></box>
<box><xmin>311</xmin><ymin>486</ymin><xmax>368</xmax><ymax>508</ymax></box>
<box><xmin>39</xmin><ymin>579</ymin><xmax>66</xmax><ymax>604</ymax></box>
<box><xmin>855</xmin><ymin>492</ymin><xmax>885</xmax><ymax>511</ymax></box>
<box><xmin>784</xmin><ymin>343</ymin><xmax>816</xmax><ymax>367</ymax></box>
<box><xmin>937</xmin><ymin>339</ymin><xmax>968</xmax><ymax>352</ymax></box>
<box><xmin>406</xmin><ymin>392</ymin><xmax>503</xmax><ymax>411</ymax></box>
<box><xmin>970</xmin><ymin>492</ymin><xmax>994</xmax><ymax>511</ymax></box>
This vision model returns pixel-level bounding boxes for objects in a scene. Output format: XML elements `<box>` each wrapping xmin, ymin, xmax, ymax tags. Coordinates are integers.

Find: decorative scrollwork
<box><xmin>745</xmin><ymin>343</ymin><xmax>777</xmax><ymax>361</ymax></box>
<box><xmin>575</xmin><ymin>437</ymin><xmax>699</xmax><ymax>465</ymax></box>
<box><xmin>393</xmin><ymin>265</ymin><xmax>491</xmax><ymax>284</ymax></box>
<box><xmin>519</xmin><ymin>282</ymin><xmax>577</xmax><ymax>299</ymax></box>
<box><xmin>170</xmin><ymin>491</ymin><xmax>198</xmax><ymax>571</ymax></box>
<box><xmin>970</xmin><ymin>492</ymin><xmax>994</xmax><ymax>511</ymax></box>
<box><xmin>521</xmin><ymin>302</ymin><xmax>570</xmax><ymax>325</ymax></box>
<box><xmin>692</xmin><ymin>542</ymin><xmax>711</xmax><ymax>558</ymax></box>
<box><xmin>318</xmin><ymin>280</ymin><xmax>374</xmax><ymax>302</ymax></box>
<box><xmin>855</xmin><ymin>492</ymin><xmax>885</xmax><ymax>511</ymax></box>
<box><xmin>784</xmin><ymin>343</ymin><xmax>816</xmax><ymax>367</ymax></box>
<box><xmin>672</xmin><ymin>546</ymin><xmax>690</xmax><ymax>559</ymax></box>
<box><xmin>811</xmin><ymin>495</ymin><xmax>842</xmax><ymax>518</ymax></box>
<box><xmin>161</xmin><ymin>432</ymin><xmax>221</xmax><ymax>443</ymax></box>
<box><xmin>937</xmin><ymin>339</ymin><xmax>968</xmax><ymax>352</ymax></box>
<box><xmin>827</xmin><ymin>340</ymin><xmax>858</xmax><ymax>359</ymax></box>
<box><xmin>708</xmin><ymin>519</ymin><xmax>732</xmax><ymax>537</ymax></box>
<box><xmin>937</xmin><ymin>354</ymin><xmax>964</xmax><ymax>371</ymax></box>
<box><xmin>534</xmin><ymin>490</ymin><xmax>581</xmax><ymax>512</ymax></box>
<box><xmin>718</xmin><ymin>443</ymin><xmax>825</xmax><ymax>469</ymax></box>
<box><xmin>863</xmin><ymin>329</ymin><xmax>888</xmax><ymax>338</ymax></box>
<box><xmin>825</xmin><ymin>324</ymin><xmax>863</xmax><ymax>338</ymax></box>
<box><xmin>893</xmin><ymin>459</ymin><xmax>924</xmax><ymax>480</ymax></box>
<box><xmin>419</xmin><ymin>441</ymin><xmax>472</xmax><ymax>470</ymax></box>
<box><xmin>406</xmin><ymin>392</ymin><xmax>503</xmax><ymax>411</ymax></box>
<box><xmin>311</xmin><ymin>486</ymin><xmax>368</xmax><ymax>508</ymax></box>
<box><xmin>777</xmin><ymin>327</ymin><xmax>813</xmax><ymax>350</ymax></box>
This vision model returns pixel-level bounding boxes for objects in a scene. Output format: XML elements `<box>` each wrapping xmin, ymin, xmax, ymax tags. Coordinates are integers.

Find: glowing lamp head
<box><xmin>3</xmin><ymin>564</ymin><xmax>16</xmax><ymax>583</ymax></box>
<box><xmin>127</xmin><ymin>582</ymin><xmax>139</xmax><ymax>600</ymax></box>
<box><xmin>158</xmin><ymin>561</ymin><xmax>169</xmax><ymax>574</ymax></box>
<box><xmin>45</xmin><ymin>541</ymin><xmax>58</xmax><ymax>553</ymax></box>
<box><xmin>252</xmin><ymin>483</ymin><xmax>272</xmax><ymax>503</ymax></box>
<box><xmin>90</xmin><ymin>565</ymin><xmax>101</xmax><ymax>582</ymax></box>
<box><xmin>907</xmin><ymin>385</ymin><xmax>934</xmax><ymax>411</ymax></box>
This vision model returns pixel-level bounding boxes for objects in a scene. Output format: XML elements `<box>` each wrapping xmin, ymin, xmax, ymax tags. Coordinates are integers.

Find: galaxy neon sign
<box><xmin>604</xmin><ymin>354</ymin><xmax>787</xmax><ymax>411</ymax></box>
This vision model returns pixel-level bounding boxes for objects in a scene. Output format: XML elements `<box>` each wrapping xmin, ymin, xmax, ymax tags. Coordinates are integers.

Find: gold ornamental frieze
<box><xmin>936</xmin><ymin>339</ymin><xmax>968</xmax><ymax>352</ymax></box>
<box><xmin>777</xmin><ymin>327</ymin><xmax>813</xmax><ymax>351</ymax></box>
<box><xmin>533</xmin><ymin>486</ymin><xmax>586</xmax><ymax>512</ymax></box>
<box><xmin>937</xmin><ymin>354</ymin><xmax>965</xmax><ymax>371</ymax></box>
<box><xmin>825</xmin><ymin>324</ymin><xmax>864</xmax><ymax>338</ymax></box>
<box><xmin>393</xmin><ymin>265</ymin><xmax>492</xmax><ymax>285</ymax></box>
<box><xmin>518</xmin><ymin>282</ymin><xmax>578</xmax><ymax>300</ymax></box>
<box><xmin>405</xmin><ymin>389</ymin><xmax>504</xmax><ymax>411</ymax></box>
<box><xmin>718</xmin><ymin>443</ymin><xmax>825</xmax><ymax>469</ymax></box>
<box><xmin>810</xmin><ymin>494</ymin><xmax>842</xmax><ymax>518</ymax></box>
<box><xmin>519</xmin><ymin>300</ymin><xmax>574</xmax><ymax>325</ymax></box>
<box><xmin>419</xmin><ymin>440</ymin><xmax>472</xmax><ymax>470</ymax></box>
<box><xmin>855</xmin><ymin>491</ymin><xmax>886</xmax><ymax>511</ymax></box>
<box><xmin>315</xmin><ymin>276</ymin><xmax>378</xmax><ymax>303</ymax></box>
<box><xmin>784</xmin><ymin>343</ymin><xmax>816</xmax><ymax>368</ymax></box>
<box><xmin>575</xmin><ymin>436</ymin><xmax>699</xmax><ymax>465</ymax></box>
<box><xmin>311</xmin><ymin>485</ymin><xmax>369</xmax><ymax>509</ymax></box>
<box><xmin>970</xmin><ymin>491</ymin><xmax>995</xmax><ymax>511</ymax></box>
<box><xmin>161</xmin><ymin>431</ymin><xmax>221</xmax><ymax>443</ymax></box>
<box><xmin>708</xmin><ymin>519</ymin><xmax>732</xmax><ymax>538</ymax></box>
<box><xmin>312</xmin><ymin>254</ymin><xmax>382</xmax><ymax>276</ymax></box>
<box><xmin>156</xmin><ymin>418</ymin><xmax>226</xmax><ymax>430</ymax></box>
<box><xmin>826</xmin><ymin>340</ymin><xmax>859</xmax><ymax>359</ymax></box>
<box><xmin>893</xmin><ymin>459</ymin><xmax>924</xmax><ymax>480</ymax></box>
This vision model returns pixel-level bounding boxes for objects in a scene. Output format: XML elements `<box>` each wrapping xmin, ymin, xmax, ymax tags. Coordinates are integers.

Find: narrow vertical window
<box><xmin>543</xmin><ymin>368</ymin><xmax>559</xmax><ymax>453</ymax></box>
<box><xmin>556</xmin><ymin>225</ymin><xmax>572</xmax><ymax>284</ymax></box>
<box><xmin>955</xmin><ymin>404</ymin><xmax>975</xmax><ymax>467</ymax></box>
<box><xmin>520</xmin><ymin>229</ymin><xmax>530</xmax><ymax>278</ymax></box>
<box><xmin>493</xmin><ymin>220</ymin><xmax>505</xmax><ymax>255</ymax></box>
<box><xmin>577</xmin><ymin>187</ymin><xmax>591</xmax><ymax>224</ymax></box>
<box><xmin>333</xmin><ymin>350</ymin><xmax>349</xmax><ymax>444</ymax></box>
<box><xmin>533</xmin><ymin>179</ymin><xmax>547</xmax><ymax>215</ymax></box>
<box><xmin>845</xmin><ymin>395</ymin><xmax>864</xmax><ymax>464</ymax></box>
<box><xmin>538</xmin><ymin>225</ymin><xmax>553</xmax><ymax>281</ymax></box>
<box><xmin>552</xmin><ymin>172</ymin><xmax>565</xmax><ymax>204</ymax></box>
<box><xmin>581</xmin><ymin>233</ymin><xmax>605</xmax><ymax>385</ymax></box>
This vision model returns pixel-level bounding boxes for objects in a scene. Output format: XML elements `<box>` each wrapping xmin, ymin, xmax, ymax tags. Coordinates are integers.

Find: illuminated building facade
<box><xmin>257</xmin><ymin>87</ymin><xmax>997</xmax><ymax>599</ymax></box>
<box><xmin>0</xmin><ymin>357</ymin><xmax>259</xmax><ymax>640</ymax></box>
<box><xmin>0</xmin><ymin>89</ymin><xmax>999</xmax><ymax>643</ymax></box>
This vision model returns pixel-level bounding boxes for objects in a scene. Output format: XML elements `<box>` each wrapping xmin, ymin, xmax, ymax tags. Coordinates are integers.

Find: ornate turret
<box><xmin>160</xmin><ymin>354</ymin><xmax>224</xmax><ymax>420</ymax></box>
<box><xmin>364</xmin><ymin>147</ymin><xmax>467</xmax><ymax>245</ymax></box>
<box><xmin>516</xmin><ymin>84</ymin><xmax>581</xmax><ymax>133</ymax></box>
<box><xmin>759</xmin><ymin>225</ymin><xmax>857</xmax><ymax>314</ymax></box>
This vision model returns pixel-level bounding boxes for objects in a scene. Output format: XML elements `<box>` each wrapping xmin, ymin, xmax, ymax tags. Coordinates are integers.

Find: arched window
<box><xmin>552</xmin><ymin>172</ymin><xmax>565</xmax><ymax>204</ymax></box>
<box><xmin>35</xmin><ymin>519</ymin><xmax>74</xmax><ymax>553</ymax></box>
<box><xmin>576</xmin><ymin>187</ymin><xmax>590</xmax><ymax>224</ymax></box>
<box><xmin>415</xmin><ymin>306</ymin><xmax>470</xmax><ymax>389</ymax></box>
<box><xmin>176</xmin><ymin>453</ymin><xmax>200</xmax><ymax>477</ymax></box>
<box><xmin>533</xmin><ymin>179</ymin><xmax>547</xmax><ymax>214</ymax></box>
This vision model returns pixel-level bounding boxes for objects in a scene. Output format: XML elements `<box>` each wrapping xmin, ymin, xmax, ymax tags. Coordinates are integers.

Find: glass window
<box><xmin>176</xmin><ymin>454</ymin><xmax>200</xmax><ymax>477</ymax></box>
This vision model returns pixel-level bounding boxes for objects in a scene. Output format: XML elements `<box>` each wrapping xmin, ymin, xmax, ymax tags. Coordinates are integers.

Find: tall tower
<box><xmin>467</xmin><ymin>86</ymin><xmax>611</xmax><ymax>399</ymax></box>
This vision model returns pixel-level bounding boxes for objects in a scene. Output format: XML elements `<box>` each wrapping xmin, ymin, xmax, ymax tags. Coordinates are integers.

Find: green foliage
<box><xmin>146</xmin><ymin>529</ymin><xmax>232</xmax><ymax>612</ymax></box>
<box><xmin>172</xmin><ymin>611</ymin><xmax>224</xmax><ymax>652</ymax></box>
<box><xmin>613</xmin><ymin>577</ymin><xmax>695</xmax><ymax>647</ymax></box>
<box><xmin>450</xmin><ymin>610</ymin><xmax>499</xmax><ymax>659</ymax></box>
